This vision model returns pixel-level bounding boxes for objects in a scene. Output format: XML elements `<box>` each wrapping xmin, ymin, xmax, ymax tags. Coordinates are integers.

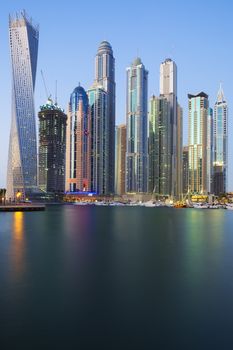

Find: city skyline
<box><xmin>0</xmin><ymin>1</ymin><xmax>232</xmax><ymax>189</ymax></box>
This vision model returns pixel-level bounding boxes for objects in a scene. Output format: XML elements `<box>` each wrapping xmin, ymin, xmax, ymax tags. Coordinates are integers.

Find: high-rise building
<box><xmin>38</xmin><ymin>99</ymin><xmax>67</xmax><ymax>193</ymax></box>
<box><xmin>182</xmin><ymin>146</ymin><xmax>189</xmax><ymax>195</ymax></box>
<box><xmin>7</xmin><ymin>11</ymin><xmax>39</xmax><ymax>199</ymax></box>
<box><xmin>148</xmin><ymin>95</ymin><xmax>171</xmax><ymax>196</ymax></box>
<box><xmin>95</xmin><ymin>41</ymin><xmax>115</xmax><ymax>194</ymax></box>
<box><xmin>207</xmin><ymin>108</ymin><xmax>213</xmax><ymax>193</ymax></box>
<box><xmin>115</xmin><ymin>124</ymin><xmax>126</xmax><ymax>195</ymax></box>
<box><xmin>213</xmin><ymin>85</ymin><xmax>228</xmax><ymax>195</ymax></box>
<box><xmin>160</xmin><ymin>58</ymin><xmax>178</xmax><ymax>197</ymax></box>
<box><xmin>66</xmin><ymin>85</ymin><xmax>91</xmax><ymax>192</ymax></box>
<box><xmin>88</xmin><ymin>84</ymin><xmax>108</xmax><ymax>195</ymax></box>
<box><xmin>177</xmin><ymin>104</ymin><xmax>183</xmax><ymax>197</ymax></box>
<box><xmin>188</xmin><ymin>92</ymin><xmax>209</xmax><ymax>194</ymax></box>
<box><xmin>126</xmin><ymin>58</ymin><xmax>148</xmax><ymax>193</ymax></box>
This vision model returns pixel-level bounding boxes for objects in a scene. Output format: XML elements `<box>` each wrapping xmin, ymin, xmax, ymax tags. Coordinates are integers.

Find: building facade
<box><xmin>160</xmin><ymin>58</ymin><xmax>178</xmax><ymax>197</ymax></box>
<box><xmin>66</xmin><ymin>85</ymin><xmax>91</xmax><ymax>192</ymax></box>
<box><xmin>95</xmin><ymin>41</ymin><xmax>115</xmax><ymax>194</ymax></box>
<box><xmin>207</xmin><ymin>108</ymin><xmax>213</xmax><ymax>193</ymax></box>
<box><xmin>7</xmin><ymin>11</ymin><xmax>39</xmax><ymax>199</ymax></box>
<box><xmin>148</xmin><ymin>95</ymin><xmax>171</xmax><ymax>196</ymax></box>
<box><xmin>213</xmin><ymin>85</ymin><xmax>228</xmax><ymax>195</ymax></box>
<box><xmin>182</xmin><ymin>146</ymin><xmax>189</xmax><ymax>195</ymax></box>
<box><xmin>126</xmin><ymin>58</ymin><xmax>148</xmax><ymax>193</ymax></box>
<box><xmin>177</xmin><ymin>104</ymin><xmax>183</xmax><ymax>197</ymax></box>
<box><xmin>38</xmin><ymin>99</ymin><xmax>67</xmax><ymax>193</ymax></box>
<box><xmin>115</xmin><ymin>124</ymin><xmax>126</xmax><ymax>195</ymax></box>
<box><xmin>188</xmin><ymin>92</ymin><xmax>209</xmax><ymax>194</ymax></box>
<box><xmin>88</xmin><ymin>84</ymin><xmax>108</xmax><ymax>195</ymax></box>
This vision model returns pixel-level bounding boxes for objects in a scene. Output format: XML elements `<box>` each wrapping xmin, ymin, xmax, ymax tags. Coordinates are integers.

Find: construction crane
<box><xmin>40</xmin><ymin>70</ymin><xmax>51</xmax><ymax>100</ymax></box>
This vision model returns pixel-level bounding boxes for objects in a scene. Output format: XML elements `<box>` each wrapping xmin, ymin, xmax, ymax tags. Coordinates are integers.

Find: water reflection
<box><xmin>10</xmin><ymin>212</ymin><xmax>26</xmax><ymax>280</ymax></box>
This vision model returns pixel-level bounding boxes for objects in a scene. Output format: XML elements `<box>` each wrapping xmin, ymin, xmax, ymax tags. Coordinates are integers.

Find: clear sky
<box><xmin>0</xmin><ymin>0</ymin><xmax>232</xmax><ymax>189</ymax></box>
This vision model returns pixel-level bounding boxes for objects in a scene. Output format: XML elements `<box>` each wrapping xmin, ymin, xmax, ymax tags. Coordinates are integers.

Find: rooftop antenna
<box><xmin>40</xmin><ymin>70</ymin><xmax>51</xmax><ymax>100</ymax></box>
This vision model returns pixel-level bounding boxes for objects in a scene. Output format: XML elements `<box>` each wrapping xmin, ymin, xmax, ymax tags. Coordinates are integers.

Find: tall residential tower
<box><xmin>7</xmin><ymin>11</ymin><xmax>39</xmax><ymax>199</ymax></box>
<box><xmin>160</xmin><ymin>58</ymin><xmax>179</xmax><ymax>197</ymax></box>
<box><xmin>95</xmin><ymin>41</ymin><xmax>115</xmax><ymax>194</ymax></box>
<box><xmin>188</xmin><ymin>92</ymin><xmax>209</xmax><ymax>194</ymax></box>
<box><xmin>126</xmin><ymin>58</ymin><xmax>148</xmax><ymax>193</ymax></box>
<box><xmin>88</xmin><ymin>83</ymin><xmax>108</xmax><ymax>195</ymax></box>
<box><xmin>66</xmin><ymin>86</ymin><xmax>91</xmax><ymax>192</ymax></box>
<box><xmin>213</xmin><ymin>85</ymin><xmax>228</xmax><ymax>195</ymax></box>
<box><xmin>148</xmin><ymin>95</ymin><xmax>171</xmax><ymax>196</ymax></box>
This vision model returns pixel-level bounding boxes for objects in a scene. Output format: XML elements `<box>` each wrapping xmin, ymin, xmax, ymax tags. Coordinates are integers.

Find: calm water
<box><xmin>1</xmin><ymin>205</ymin><xmax>233</xmax><ymax>348</ymax></box>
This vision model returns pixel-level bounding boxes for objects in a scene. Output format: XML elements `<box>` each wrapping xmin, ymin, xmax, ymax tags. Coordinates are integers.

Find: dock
<box><xmin>0</xmin><ymin>204</ymin><xmax>46</xmax><ymax>212</ymax></box>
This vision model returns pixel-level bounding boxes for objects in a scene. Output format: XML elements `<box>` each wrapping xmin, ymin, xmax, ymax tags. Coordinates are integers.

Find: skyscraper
<box><xmin>188</xmin><ymin>92</ymin><xmax>209</xmax><ymax>194</ymax></box>
<box><xmin>182</xmin><ymin>146</ymin><xmax>189</xmax><ymax>195</ymax></box>
<box><xmin>38</xmin><ymin>99</ymin><xmax>67</xmax><ymax>193</ymax></box>
<box><xmin>177</xmin><ymin>103</ymin><xmax>183</xmax><ymax>197</ymax></box>
<box><xmin>115</xmin><ymin>124</ymin><xmax>126</xmax><ymax>195</ymax></box>
<box><xmin>126</xmin><ymin>58</ymin><xmax>148</xmax><ymax>193</ymax></box>
<box><xmin>7</xmin><ymin>11</ymin><xmax>39</xmax><ymax>199</ymax></box>
<box><xmin>95</xmin><ymin>41</ymin><xmax>115</xmax><ymax>194</ymax></box>
<box><xmin>160</xmin><ymin>58</ymin><xmax>178</xmax><ymax>197</ymax></box>
<box><xmin>207</xmin><ymin>108</ymin><xmax>213</xmax><ymax>193</ymax></box>
<box><xmin>213</xmin><ymin>85</ymin><xmax>228</xmax><ymax>195</ymax></box>
<box><xmin>88</xmin><ymin>83</ymin><xmax>108</xmax><ymax>195</ymax></box>
<box><xmin>66</xmin><ymin>85</ymin><xmax>91</xmax><ymax>192</ymax></box>
<box><xmin>148</xmin><ymin>95</ymin><xmax>171</xmax><ymax>196</ymax></box>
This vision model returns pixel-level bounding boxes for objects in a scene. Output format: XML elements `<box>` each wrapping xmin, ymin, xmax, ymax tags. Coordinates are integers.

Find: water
<box><xmin>1</xmin><ymin>205</ymin><xmax>233</xmax><ymax>348</ymax></box>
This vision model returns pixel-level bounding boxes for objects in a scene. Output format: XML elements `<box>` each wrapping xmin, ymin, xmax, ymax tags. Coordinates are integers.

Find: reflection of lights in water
<box><xmin>13</xmin><ymin>212</ymin><xmax>24</xmax><ymax>239</ymax></box>
<box><xmin>11</xmin><ymin>212</ymin><xmax>25</xmax><ymax>279</ymax></box>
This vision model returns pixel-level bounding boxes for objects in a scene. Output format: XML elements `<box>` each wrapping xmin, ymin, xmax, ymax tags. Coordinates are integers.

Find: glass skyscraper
<box><xmin>148</xmin><ymin>95</ymin><xmax>171</xmax><ymax>196</ymax></box>
<box><xmin>66</xmin><ymin>85</ymin><xmax>91</xmax><ymax>192</ymax></box>
<box><xmin>126</xmin><ymin>58</ymin><xmax>148</xmax><ymax>193</ymax></box>
<box><xmin>95</xmin><ymin>41</ymin><xmax>115</xmax><ymax>194</ymax></box>
<box><xmin>160</xmin><ymin>58</ymin><xmax>179</xmax><ymax>197</ymax></box>
<box><xmin>115</xmin><ymin>124</ymin><xmax>126</xmax><ymax>195</ymax></box>
<box><xmin>188</xmin><ymin>92</ymin><xmax>209</xmax><ymax>194</ymax></box>
<box><xmin>207</xmin><ymin>108</ymin><xmax>213</xmax><ymax>193</ymax></box>
<box><xmin>7</xmin><ymin>11</ymin><xmax>39</xmax><ymax>199</ymax></box>
<box><xmin>213</xmin><ymin>85</ymin><xmax>228</xmax><ymax>195</ymax></box>
<box><xmin>88</xmin><ymin>84</ymin><xmax>108</xmax><ymax>195</ymax></box>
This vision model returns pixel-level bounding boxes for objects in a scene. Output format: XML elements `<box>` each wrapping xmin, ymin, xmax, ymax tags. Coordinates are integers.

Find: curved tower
<box><xmin>95</xmin><ymin>41</ymin><xmax>115</xmax><ymax>194</ymax></box>
<box><xmin>7</xmin><ymin>11</ymin><xmax>39</xmax><ymax>200</ymax></box>
<box><xmin>66</xmin><ymin>85</ymin><xmax>91</xmax><ymax>192</ymax></box>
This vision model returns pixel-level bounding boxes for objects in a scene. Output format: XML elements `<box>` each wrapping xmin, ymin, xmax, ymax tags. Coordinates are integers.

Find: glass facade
<box><xmin>213</xmin><ymin>86</ymin><xmax>228</xmax><ymax>195</ymax></box>
<box><xmin>148</xmin><ymin>96</ymin><xmax>171</xmax><ymax>196</ymax></box>
<box><xmin>95</xmin><ymin>41</ymin><xmax>115</xmax><ymax>194</ymax></box>
<box><xmin>126</xmin><ymin>58</ymin><xmax>148</xmax><ymax>193</ymax></box>
<box><xmin>188</xmin><ymin>93</ymin><xmax>209</xmax><ymax>194</ymax></box>
<box><xmin>115</xmin><ymin>125</ymin><xmax>126</xmax><ymax>195</ymax></box>
<box><xmin>160</xmin><ymin>59</ymin><xmax>178</xmax><ymax>198</ymax></box>
<box><xmin>7</xmin><ymin>12</ymin><xmax>39</xmax><ymax>199</ymax></box>
<box><xmin>88</xmin><ymin>85</ymin><xmax>108</xmax><ymax>195</ymax></box>
<box><xmin>66</xmin><ymin>86</ymin><xmax>90</xmax><ymax>192</ymax></box>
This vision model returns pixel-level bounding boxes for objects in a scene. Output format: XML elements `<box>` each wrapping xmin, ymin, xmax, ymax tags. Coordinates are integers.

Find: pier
<box><xmin>0</xmin><ymin>204</ymin><xmax>45</xmax><ymax>212</ymax></box>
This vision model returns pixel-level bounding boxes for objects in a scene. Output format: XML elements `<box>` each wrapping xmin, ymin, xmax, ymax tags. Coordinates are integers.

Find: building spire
<box><xmin>217</xmin><ymin>82</ymin><xmax>225</xmax><ymax>103</ymax></box>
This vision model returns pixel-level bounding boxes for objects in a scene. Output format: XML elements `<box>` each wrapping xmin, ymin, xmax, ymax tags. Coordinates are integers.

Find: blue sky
<box><xmin>0</xmin><ymin>0</ymin><xmax>232</xmax><ymax>188</ymax></box>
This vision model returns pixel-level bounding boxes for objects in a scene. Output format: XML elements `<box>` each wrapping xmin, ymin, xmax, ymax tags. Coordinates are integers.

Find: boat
<box><xmin>193</xmin><ymin>203</ymin><xmax>209</xmax><ymax>209</ymax></box>
<box><xmin>143</xmin><ymin>200</ymin><xmax>156</xmax><ymax>208</ymax></box>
